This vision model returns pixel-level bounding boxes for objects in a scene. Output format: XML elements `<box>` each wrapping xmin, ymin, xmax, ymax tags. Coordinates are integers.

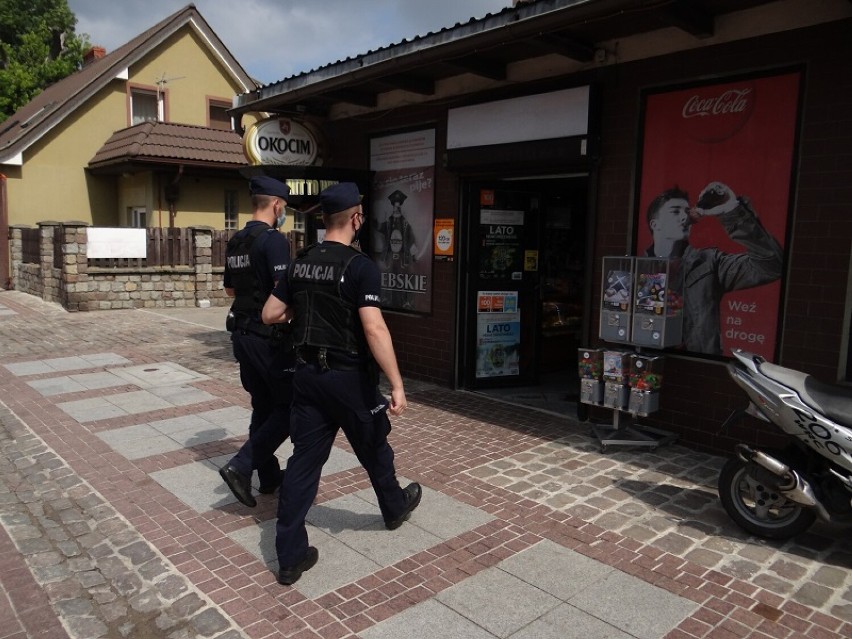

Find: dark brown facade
<box><xmin>590</xmin><ymin>19</ymin><xmax>852</xmax><ymax>452</ymax></box>
<box><xmin>300</xmin><ymin>17</ymin><xmax>852</xmax><ymax>454</ymax></box>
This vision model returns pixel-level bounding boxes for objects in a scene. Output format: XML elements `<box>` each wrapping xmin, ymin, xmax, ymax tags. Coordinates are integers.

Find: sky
<box><xmin>66</xmin><ymin>0</ymin><xmax>513</xmax><ymax>85</ymax></box>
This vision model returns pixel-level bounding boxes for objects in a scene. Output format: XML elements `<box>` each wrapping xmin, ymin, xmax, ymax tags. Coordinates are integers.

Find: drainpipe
<box><xmin>166</xmin><ymin>164</ymin><xmax>183</xmax><ymax>228</ymax></box>
<box><xmin>1</xmin><ymin>174</ymin><xmax>8</xmax><ymax>289</ymax></box>
<box><xmin>157</xmin><ymin>173</ymin><xmax>163</xmax><ymax>228</ymax></box>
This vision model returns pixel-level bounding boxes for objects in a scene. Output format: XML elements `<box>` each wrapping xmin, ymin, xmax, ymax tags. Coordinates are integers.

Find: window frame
<box><xmin>207</xmin><ymin>97</ymin><xmax>233</xmax><ymax>131</ymax></box>
<box><xmin>128</xmin><ymin>207</ymin><xmax>147</xmax><ymax>228</ymax></box>
<box><xmin>127</xmin><ymin>82</ymin><xmax>165</xmax><ymax>126</ymax></box>
<box><xmin>224</xmin><ymin>189</ymin><xmax>238</xmax><ymax>231</ymax></box>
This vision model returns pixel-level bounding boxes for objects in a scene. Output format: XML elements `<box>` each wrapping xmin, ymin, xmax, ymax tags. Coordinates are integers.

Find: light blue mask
<box><xmin>274</xmin><ymin>202</ymin><xmax>287</xmax><ymax>229</ymax></box>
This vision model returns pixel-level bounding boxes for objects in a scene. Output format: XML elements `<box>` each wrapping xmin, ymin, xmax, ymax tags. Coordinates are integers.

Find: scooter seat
<box><xmin>761</xmin><ymin>361</ymin><xmax>852</xmax><ymax>427</ymax></box>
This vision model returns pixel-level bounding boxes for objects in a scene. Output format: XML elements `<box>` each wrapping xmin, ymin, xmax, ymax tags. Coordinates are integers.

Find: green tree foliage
<box><xmin>0</xmin><ymin>0</ymin><xmax>90</xmax><ymax>122</ymax></box>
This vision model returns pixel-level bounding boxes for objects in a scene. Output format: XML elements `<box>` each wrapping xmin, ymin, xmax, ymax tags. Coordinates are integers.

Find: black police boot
<box><xmin>384</xmin><ymin>482</ymin><xmax>422</xmax><ymax>530</ymax></box>
<box><xmin>219</xmin><ymin>464</ymin><xmax>256</xmax><ymax>508</ymax></box>
<box><xmin>278</xmin><ymin>547</ymin><xmax>319</xmax><ymax>585</ymax></box>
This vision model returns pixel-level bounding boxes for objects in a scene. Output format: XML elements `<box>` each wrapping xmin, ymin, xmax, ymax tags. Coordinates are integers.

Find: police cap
<box><xmin>249</xmin><ymin>175</ymin><xmax>290</xmax><ymax>200</ymax></box>
<box><xmin>320</xmin><ymin>182</ymin><xmax>362</xmax><ymax>215</ymax></box>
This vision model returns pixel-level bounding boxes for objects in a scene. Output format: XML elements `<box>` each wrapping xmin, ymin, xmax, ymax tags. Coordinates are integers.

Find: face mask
<box><xmin>352</xmin><ymin>212</ymin><xmax>365</xmax><ymax>244</ymax></box>
<box><xmin>353</xmin><ymin>224</ymin><xmax>362</xmax><ymax>244</ymax></box>
<box><xmin>273</xmin><ymin>204</ymin><xmax>286</xmax><ymax>229</ymax></box>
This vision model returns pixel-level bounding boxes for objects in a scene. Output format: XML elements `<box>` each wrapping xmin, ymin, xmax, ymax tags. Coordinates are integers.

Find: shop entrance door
<box><xmin>461</xmin><ymin>183</ymin><xmax>542</xmax><ymax>389</ymax></box>
<box><xmin>460</xmin><ymin>178</ymin><xmax>588</xmax><ymax>393</ymax></box>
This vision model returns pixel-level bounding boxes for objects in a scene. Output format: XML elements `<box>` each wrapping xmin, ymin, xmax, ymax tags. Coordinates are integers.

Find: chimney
<box><xmin>83</xmin><ymin>46</ymin><xmax>106</xmax><ymax>67</ymax></box>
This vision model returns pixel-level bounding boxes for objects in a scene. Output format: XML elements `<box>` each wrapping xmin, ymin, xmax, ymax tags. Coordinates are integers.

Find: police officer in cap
<box><xmin>261</xmin><ymin>182</ymin><xmax>421</xmax><ymax>585</ymax></box>
<box><xmin>220</xmin><ymin>175</ymin><xmax>294</xmax><ymax>508</ymax></box>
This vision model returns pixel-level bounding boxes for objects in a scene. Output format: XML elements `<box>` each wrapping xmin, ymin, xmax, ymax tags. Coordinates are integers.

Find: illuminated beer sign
<box><xmin>243</xmin><ymin>117</ymin><xmax>321</xmax><ymax>165</ymax></box>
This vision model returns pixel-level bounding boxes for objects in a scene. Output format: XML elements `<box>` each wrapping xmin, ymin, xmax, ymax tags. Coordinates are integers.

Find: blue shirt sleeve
<box><xmin>343</xmin><ymin>254</ymin><xmax>382</xmax><ymax>308</ymax></box>
<box><xmin>266</xmin><ymin>232</ymin><xmax>291</xmax><ymax>282</ymax></box>
<box><xmin>252</xmin><ymin>230</ymin><xmax>289</xmax><ymax>298</ymax></box>
<box><xmin>270</xmin><ymin>271</ymin><xmax>291</xmax><ymax>305</ymax></box>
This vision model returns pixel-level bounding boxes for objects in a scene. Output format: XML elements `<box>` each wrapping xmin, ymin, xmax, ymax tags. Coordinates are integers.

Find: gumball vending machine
<box><xmin>627</xmin><ymin>353</ymin><xmax>665</xmax><ymax>416</ymax></box>
<box><xmin>630</xmin><ymin>257</ymin><xmax>684</xmax><ymax>348</ymax></box>
<box><xmin>589</xmin><ymin>257</ymin><xmax>679</xmax><ymax>453</ymax></box>
<box><xmin>577</xmin><ymin>348</ymin><xmax>605</xmax><ymax>405</ymax></box>
<box><xmin>599</xmin><ymin>257</ymin><xmax>634</xmax><ymax>343</ymax></box>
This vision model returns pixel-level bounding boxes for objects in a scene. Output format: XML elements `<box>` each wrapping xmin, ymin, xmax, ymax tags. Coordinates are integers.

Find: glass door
<box><xmin>462</xmin><ymin>183</ymin><xmax>541</xmax><ymax>389</ymax></box>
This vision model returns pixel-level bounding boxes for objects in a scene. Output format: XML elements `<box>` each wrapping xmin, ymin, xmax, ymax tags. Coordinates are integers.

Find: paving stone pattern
<box><xmin>0</xmin><ymin>290</ymin><xmax>850</xmax><ymax>639</ymax></box>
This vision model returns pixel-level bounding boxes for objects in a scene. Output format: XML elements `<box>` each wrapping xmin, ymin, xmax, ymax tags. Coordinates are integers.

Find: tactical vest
<box><xmin>289</xmin><ymin>242</ymin><xmax>365</xmax><ymax>356</ymax></box>
<box><xmin>226</xmin><ymin>224</ymin><xmax>272</xmax><ymax>314</ymax></box>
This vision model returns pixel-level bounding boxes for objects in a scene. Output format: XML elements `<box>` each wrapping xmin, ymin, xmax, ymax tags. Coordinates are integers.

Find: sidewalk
<box><xmin>0</xmin><ymin>289</ymin><xmax>849</xmax><ymax>639</ymax></box>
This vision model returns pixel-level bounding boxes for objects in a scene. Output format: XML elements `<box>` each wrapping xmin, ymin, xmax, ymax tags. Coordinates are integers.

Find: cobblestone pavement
<box><xmin>1</xmin><ymin>290</ymin><xmax>850</xmax><ymax>639</ymax></box>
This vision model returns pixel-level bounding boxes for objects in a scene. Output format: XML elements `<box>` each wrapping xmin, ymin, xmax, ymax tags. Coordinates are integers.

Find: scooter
<box><xmin>717</xmin><ymin>349</ymin><xmax>852</xmax><ymax>539</ymax></box>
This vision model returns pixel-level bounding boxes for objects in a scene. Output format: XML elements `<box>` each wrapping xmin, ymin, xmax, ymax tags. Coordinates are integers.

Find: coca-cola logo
<box><xmin>682</xmin><ymin>89</ymin><xmax>751</xmax><ymax>119</ymax></box>
<box><xmin>680</xmin><ymin>83</ymin><xmax>755</xmax><ymax>143</ymax></box>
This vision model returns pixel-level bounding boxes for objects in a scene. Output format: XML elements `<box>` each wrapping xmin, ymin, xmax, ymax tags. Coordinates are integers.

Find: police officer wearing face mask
<box><xmin>219</xmin><ymin>175</ymin><xmax>294</xmax><ymax>508</ymax></box>
<box><xmin>261</xmin><ymin>182</ymin><xmax>421</xmax><ymax>585</ymax></box>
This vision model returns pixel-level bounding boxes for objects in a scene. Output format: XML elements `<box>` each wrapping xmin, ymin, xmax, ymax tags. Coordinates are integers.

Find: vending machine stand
<box><xmin>583</xmin><ymin>256</ymin><xmax>682</xmax><ymax>452</ymax></box>
<box><xmin>580</xmin><ymin>346</ymin><xmax>677</xmax><ymax>452</ymax></box>
<box><xmin>589</xmin><ymin>403</ymin><xmax>678</xmax><ymax>453</ymax></box>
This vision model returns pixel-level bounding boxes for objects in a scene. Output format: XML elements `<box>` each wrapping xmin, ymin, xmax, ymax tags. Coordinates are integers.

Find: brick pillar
<box><xmin>37</xmin><ymin>221</ymin><xmax>60</xmax><ymax>303</ymax></box>
<box><xmin>191</xmin><ymin>226</ymin><xmax>214</xmax><ymax>308</ymax></box>
<box><xmin>8</xmin><ymin>225</ymin><xmax>25</xmax><ymax>290</ymax></box>
<box><xmin>60</xmin><ymin>222</ymin><xmax>90</xmax><ymax>312</ymax></box>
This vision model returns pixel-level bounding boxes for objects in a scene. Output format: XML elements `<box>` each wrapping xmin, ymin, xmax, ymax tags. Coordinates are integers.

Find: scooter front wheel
<box><xmin>718</xmin><ymin>457</ymin><xmax>816</xmax><ymax>540</ymax></box>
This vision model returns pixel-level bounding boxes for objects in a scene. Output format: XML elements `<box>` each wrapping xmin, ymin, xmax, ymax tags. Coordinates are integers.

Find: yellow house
<box><xmin>0</xmin><ymin>4</ymin><xmax>266</xmax><ymax>257</ymax></box>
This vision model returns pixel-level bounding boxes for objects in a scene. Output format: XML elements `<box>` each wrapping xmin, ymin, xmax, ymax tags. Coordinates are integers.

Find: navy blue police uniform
<box><xmin>270</xmin><ymin>205</ymin><xmax>418</xmax><ymax>580</ymax></box>
<box><xmin>220</xmin><ymin>176</ymin><xmax>294</xmax><ymax>507</ymax></box>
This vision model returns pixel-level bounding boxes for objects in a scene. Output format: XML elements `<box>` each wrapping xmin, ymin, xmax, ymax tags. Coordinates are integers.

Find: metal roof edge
<box><xmin>233</xmin><ymin>0</ymin><xmax>596</xmax><ymax>112</ymax></box>
<box><xmin>0</xmin><ymin>151</ymin><xmax>23</xmax><ymax>166</ymax></box>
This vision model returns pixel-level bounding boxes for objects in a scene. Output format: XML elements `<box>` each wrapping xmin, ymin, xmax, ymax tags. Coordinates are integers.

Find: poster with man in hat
<box><xmin>376</xmin><ymin>189</ymin><xmax>419</xmax><ymax>309</ymax></box>
<box><xmin>369</xmin><ymin>129</ymin><xmax>435</xmax><ymax>313</ymax></box>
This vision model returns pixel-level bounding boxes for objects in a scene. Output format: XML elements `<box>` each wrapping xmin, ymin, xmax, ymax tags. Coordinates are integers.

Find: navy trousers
<box><xmin>275</xmin><ymin>363</ymin><xmax>407</xmax><ymax>568</ymax></box>
<box><xmin>230</xmin><ymin>330</ymin><xmax>294</xmax><ymax>487</ymax></box>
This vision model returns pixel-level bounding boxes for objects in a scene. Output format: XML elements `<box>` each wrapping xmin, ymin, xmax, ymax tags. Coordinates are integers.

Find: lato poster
<box><xmin>634</xmin><ymin>71</ymin><xmax>801</xmax><ymax>360</ymax></box>
<box><xmin>479</xmin><ymin>209</ymin><xmax>524</xmax><ymax>281</ymax></box>
<box><xmin>476</xmin><ymin>291</ymin><xmax>520</xmax><ymax>378</ymax></box>
<box><xmin>369</xmin><ymin>129</ymin><xmax>435</xmax><ymax>313</ymax></box>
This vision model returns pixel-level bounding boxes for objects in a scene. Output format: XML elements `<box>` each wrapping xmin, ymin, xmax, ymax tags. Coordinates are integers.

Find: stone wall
<box><xmin>13</xmin><ymin>263</ymin><xmax>42</xmax><ymax>299</ymax></box>
<box><xmin>9</xmin><ymin>223</ymin><xmax>229</xmax><ymax>311</ymax></box>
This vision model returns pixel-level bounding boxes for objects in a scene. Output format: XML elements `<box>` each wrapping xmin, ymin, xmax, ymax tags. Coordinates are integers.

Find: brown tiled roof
<box><xmin>0</xmin><ymin>4</ymin><xmax>257</xmax><ymax>165</ymax></box>
<box><xmin>88</xmin><ymin>122</ymin><xmax>247</xmax><ymax>170</ymax></box>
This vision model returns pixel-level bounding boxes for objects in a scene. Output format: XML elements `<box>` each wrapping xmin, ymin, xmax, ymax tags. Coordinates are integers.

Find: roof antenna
<box><xmin>156</xmin><ymin>72</ymin><xmax>186</xmax><ymax>100</ymax></box>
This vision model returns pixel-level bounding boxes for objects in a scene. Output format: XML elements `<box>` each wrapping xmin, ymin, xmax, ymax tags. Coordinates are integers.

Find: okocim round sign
<box><xmin>243</xmin><ymin>117</ymin><xmax>321</xmax><ymax>165</ymax></box>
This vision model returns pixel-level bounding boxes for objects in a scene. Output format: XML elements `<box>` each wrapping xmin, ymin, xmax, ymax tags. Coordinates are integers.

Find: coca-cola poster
<box><xmin>633</xmin><ymin>71</ymin><xmax>801</xmax><ymax>360</ymax></box>
<box><xmin>369</xmin><ymin>129</ymin><xmax>435</xmax><ymax>313</ymax></box>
